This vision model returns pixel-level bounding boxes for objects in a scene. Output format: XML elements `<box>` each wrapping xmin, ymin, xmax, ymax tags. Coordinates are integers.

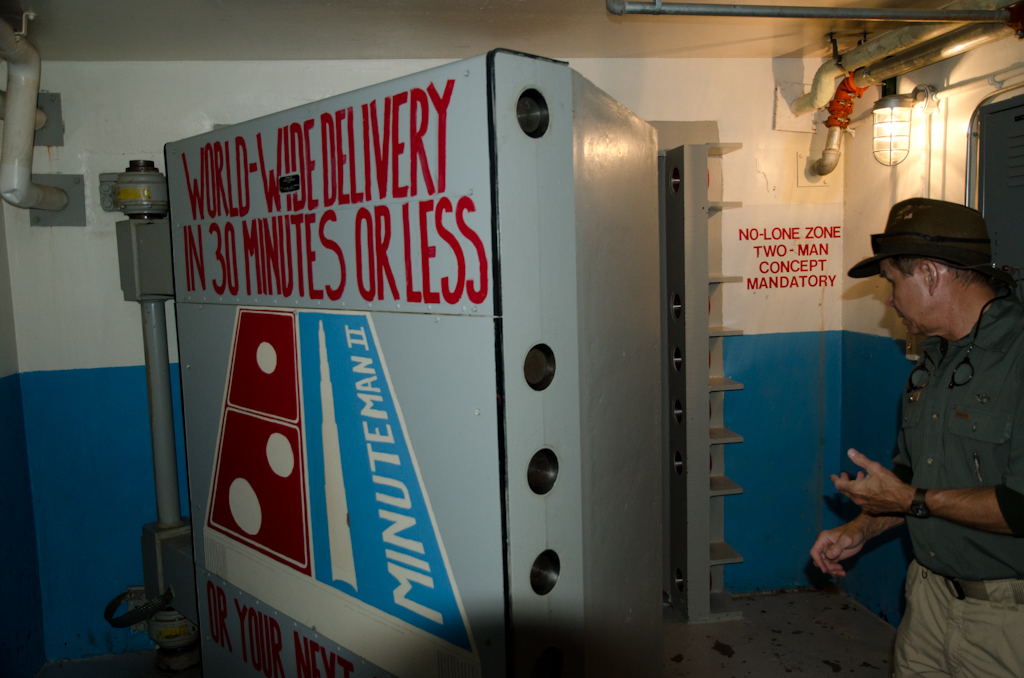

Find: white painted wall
<box><xmin>843</xmin><ymin>36</ymin><xmax>1024</xmax><ymax>339</ymax></box>
<box><xmin>6</xmin><ymin>60</ymin><xmax>451</xmax><ymax>374</ymax></box>
<box><xmin>571</xmin><ymin>58</ymin><xmax>845</xmax><ymax>336</ymax></box>
<box><xmin>5</xmin><ymin>56</ymin><xmax>837</xmax><ymax>375</ymax></box>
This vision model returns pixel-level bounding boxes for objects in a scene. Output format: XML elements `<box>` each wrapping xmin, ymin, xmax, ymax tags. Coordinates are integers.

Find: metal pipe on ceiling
<box><xmin>790</xmin><ymin>0</ymin><xmax>1008</xmax><ymax>114</ymax></box>
<box><xmin>854</xmin><ymin>22</ymin><xmax>1014</xmax><ymax>86</ymax></box>
<box><xmin>606</xmin><ymin>0</ymin><xmax>1012</xmax><ymax>22</ymax></box>
<box><xmin>807</xmin><ymin>22</ymin><xmax>1013</xmax><ymax>175</ymax></box>
<box><xmin>789</xmin><ymin>2</ymin><xmax>982</xmax><ymax>116</ymax></box>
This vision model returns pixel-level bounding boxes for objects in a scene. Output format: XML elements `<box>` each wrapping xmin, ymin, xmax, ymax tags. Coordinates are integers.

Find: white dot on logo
<box><xmin>256</xmin><ymin>341</ymin><xmax>277</xmax><ymax>374</ymax></box>
<box><xmin>266</xmin><ymin>432</ymin><xmax>294</xmax><ymax>478</ymax></box>
<box><xmin>228</xmin><ymin>477</ymin><xmax>263</xmax><ymax>535</ymax></box>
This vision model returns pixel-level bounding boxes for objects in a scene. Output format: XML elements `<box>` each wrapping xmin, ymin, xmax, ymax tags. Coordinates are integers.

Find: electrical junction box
<box><xmin>116</xmin><ymin>218</ymin><xmax>174</xmax><ymax>301</ymax></box>
<box><xmin>165</xmin><ymin>50</ymin><xmax>661</xmax><ymax>678</ymax></box>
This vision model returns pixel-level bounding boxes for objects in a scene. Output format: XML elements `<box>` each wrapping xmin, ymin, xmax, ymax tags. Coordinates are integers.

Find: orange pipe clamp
<box><xmin>825</xmin><ymin>74</ymin><xmax>869</xmax><ymax>129</ymax></box>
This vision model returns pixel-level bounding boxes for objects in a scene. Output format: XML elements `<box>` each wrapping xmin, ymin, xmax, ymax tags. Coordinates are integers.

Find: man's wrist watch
<box><xmin>910</xmin><ymin>488</ymin><xmax>930</xmax><ymax>519</ymax></box>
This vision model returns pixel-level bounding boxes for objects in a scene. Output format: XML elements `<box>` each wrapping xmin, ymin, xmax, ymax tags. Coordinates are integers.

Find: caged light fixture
<box><xmin>872</xmin><ymin>94</ymin><xmax>915</xmax><ymax>166</ymax></box>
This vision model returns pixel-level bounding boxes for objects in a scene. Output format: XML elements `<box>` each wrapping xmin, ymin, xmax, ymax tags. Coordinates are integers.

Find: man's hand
<box><xmin>810</xmin><ymin>520</ymin><xmax>871</xmax><ymax>577</ymax></box>
<box><xmin>810</xmin><ymin>513</ymin><xmax>907</xmax><ymax>577</ymax></box>
<box><xmin>832</xmin><ymin>448</ymin><xmax>915</xmax><ymax>515</ymax></box>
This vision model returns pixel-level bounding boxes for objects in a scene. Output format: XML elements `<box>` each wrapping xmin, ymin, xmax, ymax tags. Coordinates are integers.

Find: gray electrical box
<box><xmin>166</xmin><ymin>50</ymin><xmax>661</xmax><ymax>678</ymax></box>
<box><xmin>116</xmin><ymin>218</ymin><xmax>174</xmax><ymax>301</ymax></box>
<box><xmin>141</xmin><ymin>521</ymin><xmax>197</xmax><ymax>625</ymax></box>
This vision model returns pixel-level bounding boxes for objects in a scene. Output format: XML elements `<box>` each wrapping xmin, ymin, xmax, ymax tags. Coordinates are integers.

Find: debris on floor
<box><xmin>663</xmin><ymin>589</ymin><xmax>896</xmax><ymax>677</ymax></box>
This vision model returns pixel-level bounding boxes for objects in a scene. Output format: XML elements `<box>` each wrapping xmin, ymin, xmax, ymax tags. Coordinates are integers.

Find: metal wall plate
<box><xmin>29</xmin><ymin>174</ymin><xmax>86</xmax><ymax>227</ymax></box>
<box><xmin>34</xmin><ymin>92</ymin><xmax>63</xmax><ymax>147</ymax></box>
<box><xmin>797</xmin><ymin>151</ymin><xmax>831</xmax><ymax>187</ymax></box>
<box><xmin>774</xmin><ymin>83</ymin><xmax>819</xmax><ymax>133</ymax></box>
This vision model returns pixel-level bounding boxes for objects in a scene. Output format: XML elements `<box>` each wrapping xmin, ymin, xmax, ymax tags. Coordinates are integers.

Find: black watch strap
<box><xmin>911</xmin><ymin>487</ymin><xmax>930</xmax><ymax>519</ymax></box>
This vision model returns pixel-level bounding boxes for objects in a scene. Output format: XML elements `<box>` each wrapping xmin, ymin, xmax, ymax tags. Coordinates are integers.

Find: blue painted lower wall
<box><xmin>837</xmin><ymin>331</ymin><xmax>915</xmax><ymax>625</ymax></box>
<box><xmin>722</xmin><ymin>331</ymin><xmax>842</xmax><ymax>592</ymax></box>
<box><xmin>5</xmin><ymin>330</ymin><xmax>914</xmax><ymax>662</ymax></box>
<box><xmin>19</xmin><ymin>365</ymin><xmax>188</xmax><ymax>661</ymax></box>
<box><xmin>723</xmin><ymin>330</ymin><xmax>914</xmax><ymax>626</ymax></box>
<box><xmin>0</xmin><ymin>373</ymin><xmax>46</xmax><ymax>678</ymax></box>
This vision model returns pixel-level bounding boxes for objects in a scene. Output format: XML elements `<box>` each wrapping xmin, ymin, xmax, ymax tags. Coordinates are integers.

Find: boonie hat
<box><xmin>848</xmin><ymin>197</ymin><xmax>1015</xmax><ymax>286</ymax></box>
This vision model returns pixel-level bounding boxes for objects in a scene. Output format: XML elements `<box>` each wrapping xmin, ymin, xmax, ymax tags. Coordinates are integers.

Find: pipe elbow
<box><xmin>0</xmin><ymin>19</ymin><xmax>39</xmax><ymax>68</ymax></box>
<box><xmin>0</xmin><ymin>17</ymin><xmax>66</xmax><ymax>212</ymax></box>
<box><xmin>0</xmin><ymin>178</ymin><xmax>68</xmax><ymax>211</ymax></box>
<box><xmin>0</xmin><ymin>173</ymin><xmax>30</xmax><ymax>205</ymax></box>
<box><xmin>792</xmin><ymin>60</ymin><xmax>846</xmax><ymax>115</ymax></box>
<box><xmin>813</xmin><ymin>150</ymin><xmax>842</xmax><ymax>176</ymax></box>
<box><xmin>606</xmin><ymin>0</ymin><xmax>627</xmax><ymax>15</ymax></box>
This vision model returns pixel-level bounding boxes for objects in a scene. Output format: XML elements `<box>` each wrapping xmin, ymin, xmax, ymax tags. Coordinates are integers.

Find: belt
<box><xmin>944</xmin><ymin>576</ymin><xmax>1024</xmax><ymax>604</ymax></box>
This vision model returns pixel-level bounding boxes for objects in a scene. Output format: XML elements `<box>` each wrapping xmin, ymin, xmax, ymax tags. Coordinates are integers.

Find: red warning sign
<box><xmin>207</xmin><ymin>309</ymin><xmax>311</xmax><ymax>574</ymax></box>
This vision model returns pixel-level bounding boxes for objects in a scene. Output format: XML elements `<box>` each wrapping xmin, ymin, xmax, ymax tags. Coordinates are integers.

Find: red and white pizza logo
<box><xmin>207</xmin><ymin>309</ymin><xmax>311</xmax><ymax>575</ymax></box>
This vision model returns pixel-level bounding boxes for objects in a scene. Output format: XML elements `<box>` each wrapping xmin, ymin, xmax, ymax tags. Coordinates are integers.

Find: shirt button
<box><xmin>972</xmin><ymin>424</ymin><xmax>978</xmax><ymax>431</ymax></box>
<box><xmin>932</xmin><ymin>414</ymin><xmax>939</xmax><ymax>420</ymax></box>
<box><xmin>930</xmin><ymin>551</ymin><xmax>936</xmax><ymax>557</ymax></box>
<box><xmin>928</xmin><ymin>458</ymin><xmax>933</xmax><ymax>464</ymax></box>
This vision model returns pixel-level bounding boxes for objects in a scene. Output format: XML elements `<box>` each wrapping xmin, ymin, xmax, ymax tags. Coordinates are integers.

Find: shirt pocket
<box><xmin>946</xmin><ymin>406</ymin><xmax>1013</xmax><ymax>483</ymax></box>
<box><xmin>901</xmin><ymin>394</ymin><xmax>924</xmax><ymax>428</ymax></box>
<box><xmin>947</xmin><ymin>408</ymin><xmax>1012</xmax><ymax>444</ymax></box>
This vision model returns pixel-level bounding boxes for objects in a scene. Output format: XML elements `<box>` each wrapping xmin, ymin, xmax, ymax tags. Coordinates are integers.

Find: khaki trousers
<box><xmin>894</xmin><ymin>560</ymin><xmax>1024</xmax><ymax>678</ymax></box>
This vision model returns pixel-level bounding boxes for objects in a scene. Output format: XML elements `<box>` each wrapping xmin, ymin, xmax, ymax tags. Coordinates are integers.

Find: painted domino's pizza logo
<box><xmin>206</xmin><ymin>308</ymin><xmax>471</xmax><ymax>651</ymax></box>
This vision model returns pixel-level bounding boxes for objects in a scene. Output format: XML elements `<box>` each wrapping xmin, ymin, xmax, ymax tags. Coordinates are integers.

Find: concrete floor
<box><xmin>664</xmin><ymin>589</ymin><xmax>896</xmax><ymax>677</ymax></box>
<box><xmin>35</xmin><ymin>589</ymin><xmax>894</xmax><ymax>678</ymax></box>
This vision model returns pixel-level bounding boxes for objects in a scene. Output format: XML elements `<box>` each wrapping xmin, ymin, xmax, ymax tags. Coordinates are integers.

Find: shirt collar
<box><xmin>947</xmin><ymin>291</ymin><xmax>1021</xmax><ymax>353</ymax></box>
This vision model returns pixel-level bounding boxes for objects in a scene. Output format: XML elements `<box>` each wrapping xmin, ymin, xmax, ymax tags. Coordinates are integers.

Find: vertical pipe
<box><xmin>923</xmin><ymin>111</ymin><xmax>933</xmax><ymax>199</ymax></box>
<box><xmin>141</xmin><ymin>299</ymin><xmax>182</xmax><ymax>527</ymax></box>
<box><xmin>0</xmin><ymin>17</ymin><xmax>67</xmax><ymax>210</ymax></box>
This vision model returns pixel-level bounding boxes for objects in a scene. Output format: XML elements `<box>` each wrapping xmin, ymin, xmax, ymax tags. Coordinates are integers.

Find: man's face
<box><xmin>879</xmin><ymin>258</ymin><xmax>932</xmax><ymax>337</ymax></box>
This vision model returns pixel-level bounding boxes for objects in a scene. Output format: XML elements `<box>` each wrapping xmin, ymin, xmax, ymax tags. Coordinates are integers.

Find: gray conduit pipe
<box><xmin>0</xmin><ymin>17</ymin><xmax>67</xmax><ymax>211</ymax></box>
<box><xmin>606</xmin><ymin>0</ymin><xmax>1010</xmax><ymax>21</ymax></box>
<box><xmin>142</xmin><ymin>298</ymin><xmax>183</xmax><ymax>528</ymax></box>
<box><xmin>854</xmin><ymin>22</ymin><xmax>1014</xmax><ymax>87</ymax></box>
<box><xmin>792</xmin><ymin>0</ymin><xmax>1005</xmax><ymax>115</ymax></box>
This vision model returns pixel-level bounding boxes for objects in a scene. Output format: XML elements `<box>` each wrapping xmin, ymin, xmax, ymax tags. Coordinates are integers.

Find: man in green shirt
<box><xmin>810</xmin><ymin>198</ymin><xmax>1024</xmax><ymax>678</ymax></box>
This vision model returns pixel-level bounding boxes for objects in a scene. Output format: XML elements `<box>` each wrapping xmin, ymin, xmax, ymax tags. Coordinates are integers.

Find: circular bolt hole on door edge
<box><xmin>528</xmin><ymin>448</ymin><xmax>559</xmax><ymax>495</ymax></box>
<box><xmin>531</xmin><ymin>550</ymin><xmax>561</xmax><ymax>595</ymax></box>
<box><xmin>524</xmin><ymin>344</ymin><xmax>556</xmax><ymax>391</ymax></box>
<box><xmin>517</xmin><ymin>89</ymin><xmax>550</xmax><ymax>138</ymax></box>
